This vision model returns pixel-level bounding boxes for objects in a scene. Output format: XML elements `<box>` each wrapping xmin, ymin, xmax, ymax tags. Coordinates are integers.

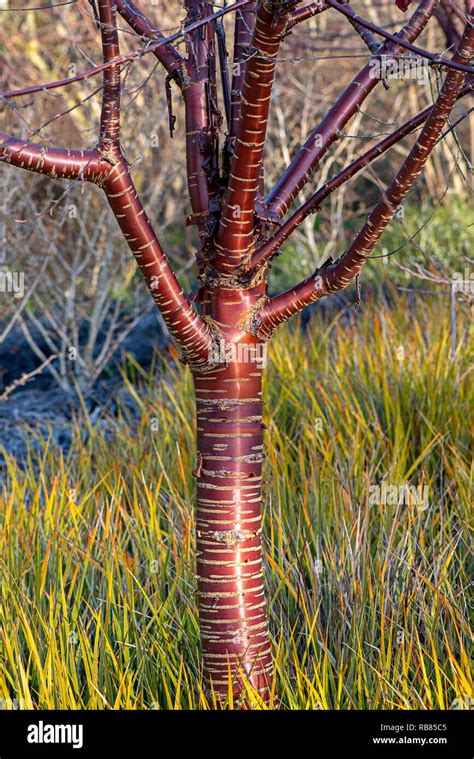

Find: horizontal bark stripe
<box><xmin>193</xmin><ymin>321</ymin><xmax>272</xmax><ymax>699</ymax></box>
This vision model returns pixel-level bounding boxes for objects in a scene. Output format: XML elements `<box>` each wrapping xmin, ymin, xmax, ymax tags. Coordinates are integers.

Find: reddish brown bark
<box><xmin>182</xmin><ymin>1</ymin><xmax>221</xmax><ymax>232</ymax></box>
<box><xmin>249</xmin><ymin>80</ymin><xmax>473</xmax><ymax>270</ymax></box>
<box><xmin>252</xmin><ymin>19</ymin><xmax>474</xmax><ymax>339</ymax></box>
<box><xmin>194</xmin><ymin>281</ymin><xmax>272</xmax><ymax>702</ymax></box>
<box><xmin>214</xmin><ymin>1</ymin><xmax>295</xmax><ymax>270</ymax></box>
<box><xmin>264</xmin><ymin>0</ymin><xmax>440</xmax><ymax>218</ymax></box>
<box><xmin>103</xmin><ymin>157</ymin><xmax>213</xmax><ymax>369</ymax></box>
<box><xmin>287</xmin><ymin>1</ymin><xmax>328</xmax><ymax>30</ymax></box>
<box><xmin>230</xmin><ymin>1</ymin><xmax>258</xmax><ymax>136</ymax></box>
<box><xmin>115</xmin><ymin>0</ymin><xmax>185</xmax><ymax>82</ymax></box>
<box><xmin>0</xmin><ymin>136</ymin><xmax>110</xmax><ymax>183</ymax></box>
<box><xmin>98</xmin><ymin>0</ymin><xmax>122</xmax><ymax>148</ymax></box>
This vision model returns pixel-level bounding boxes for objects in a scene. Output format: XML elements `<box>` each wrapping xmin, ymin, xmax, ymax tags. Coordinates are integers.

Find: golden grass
<box><xmin>0</xmin><ymin>290</ymin><xmax>472</xmax><ymax>709</ymax></box>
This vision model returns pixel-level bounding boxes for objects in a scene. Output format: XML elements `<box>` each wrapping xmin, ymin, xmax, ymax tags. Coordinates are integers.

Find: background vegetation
<box><xmin>1</xmin><ymin>289</ymin><xmax>472</xmax><ymax>709</ymax></box>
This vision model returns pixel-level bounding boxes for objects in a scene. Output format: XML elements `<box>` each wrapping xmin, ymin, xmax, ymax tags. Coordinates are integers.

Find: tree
<box><xmin>1</xmin><ymin>0</ymin><xmax>472</xmax><ymax>707</ymax></box>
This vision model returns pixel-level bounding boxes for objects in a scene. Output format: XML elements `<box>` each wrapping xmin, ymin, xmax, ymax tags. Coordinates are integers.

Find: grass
<box><xmin>267</xmin><ymin>195</ymin><xmax>472</xmax><ymax>294</ymax></box>
<box><xmin>0</xmin><ymin>287</ymin><xmax>472</xmax><ymax>710</ymax></box>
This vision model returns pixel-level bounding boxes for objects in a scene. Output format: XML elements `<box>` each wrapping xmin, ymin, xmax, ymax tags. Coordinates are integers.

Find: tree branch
<box><xmin>98</xmin><ymin>0</ymin><xmax>121</xmax><ymax>149</ymax></box>
<box><xmin>0</xmin><ymin>2</ymin><xmax>214</xmax><ymax>370</ymax></box>
<box><xmin>0</xmin><ymin>151</ymin><xmax>212</xmax><ymax>369</ymax></box>
<box><xmin>344</xmin><ymin>9</ymin><xmax>380</xmax><ymax>54</ymax></box>
<box><xmin>0</xmin><ymin>134</ymin><xmax>111</xmax><ymax>183</ymax></box>
<box><xmin>0</xmin><ymin>0</ymin><xmax>254</xmax><ymax>101</ymax></box>
<box><xmin>264</xmin><ymin>0</ymin><xmax>440</xmax><ymax>218</ymax></box>
<box><xmin>327</xmin><ymin>0</ymin><xmax>472</xmax><ymax>71</ymax></box>
<box><xmin>116</xmin><ymin>1</ymin><xmax>225</xmax><ymax>235</ymax></box>
<box><xmin>249</xmin><ymin>79</ymin><xmax>473</xmax><ymax>269</ymax></box>
<box><xmin>115</xmin><ymin>0</ymin><xmax>185</xmax><ymax>84</ymax></box>
<box><xmin>0</xmin><ymin>144</ymin><xmax>211</xmax><ymax>368</ymax></box>
<box><xmin>216</xmin><ymin>18</ymin><xmax>232</xmax><ymax>128</ymax></box>
<box><xmin>252</xmin><ymin>16</ymin><xmax>473</xmax><ymax>338</ymax></box>
<box><xmin>286</xmin><ymin>1</ymin><xmax>328</xmax><ymax>30</ymax></box>
<box><xmin>103</xmin><ymin>158</ymin><xmax>212</xmax><ymax>368</ymax></box>
<box><xmin>214</xmin><ymin>0</ymin><xmax>300</xmax><ymax>272</ymax></box>
<box><xmin>182</xmin><ymin>1</ymin><xmax>221</xmax><ymax>234</ymax></box>
<box><xmin>435</xmin><ymin>2</ymin><xmax>462</xmax><ymax>47</ymax></box>
<box><xmin>97</xmin><ymin>4</ymin><xmax>214</xmax><ymax>367</ymax></box>
<box><xmin>230</xmin><ymin>1</ymin><xmax>257</xmax><ymax>136</ymax></box>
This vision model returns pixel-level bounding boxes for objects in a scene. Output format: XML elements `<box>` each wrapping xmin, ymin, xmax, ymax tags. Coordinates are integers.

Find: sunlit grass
<box><xmin>0</xmin><ymin>289</ymin><xmax>471</xmax><ymax>709</ymax></box>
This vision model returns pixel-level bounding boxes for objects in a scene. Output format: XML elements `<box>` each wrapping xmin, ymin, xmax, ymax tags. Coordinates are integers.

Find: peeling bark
<box><xmin>264</xmin><ymin>0</ymin><xmax>440</xmax><ymax>218</ymax></box>
<box><xmin>192</xmin><ymin>275</ymin><xmax>272</xmax><ymax>703</ymax></box>
<box><xmin>253</xmin><ymin>17</ymin><xmax>474</xmax><ymax>338</ymax></box>
<box><xmin>215</xmin><ymin>1</ymin><xmax>297</xmax><ymax>270</ymax></box>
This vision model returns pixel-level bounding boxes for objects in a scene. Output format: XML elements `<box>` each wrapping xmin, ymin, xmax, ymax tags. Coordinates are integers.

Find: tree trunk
<box><xmin>192</xmin><ymin>282</ymin><xmax>273</xmax><ymax>704</ymax></box>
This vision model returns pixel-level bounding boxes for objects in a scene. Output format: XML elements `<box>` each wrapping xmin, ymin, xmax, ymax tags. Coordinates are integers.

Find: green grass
<box><xmin>0</xmin><ymin>288</ymin><xmax>472</xmax><ymax>709</ymax></box>
<box><xmin>268</xmin><ymin>195</ymin><xmax>472</xmax><ymax>294</ymax></box>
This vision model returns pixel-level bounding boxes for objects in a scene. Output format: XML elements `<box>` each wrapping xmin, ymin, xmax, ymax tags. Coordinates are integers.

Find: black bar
<box><xmin>0</xmin><ymin>709</ymin><xmax>471</xmax><ymax>758</ymax></box>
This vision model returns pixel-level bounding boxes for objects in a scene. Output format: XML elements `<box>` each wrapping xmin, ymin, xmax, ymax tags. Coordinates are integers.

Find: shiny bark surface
<box><xmin>193</xmin><ymin>281</ymin><xmax>272</xmax><ymax>701</ymax></box>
